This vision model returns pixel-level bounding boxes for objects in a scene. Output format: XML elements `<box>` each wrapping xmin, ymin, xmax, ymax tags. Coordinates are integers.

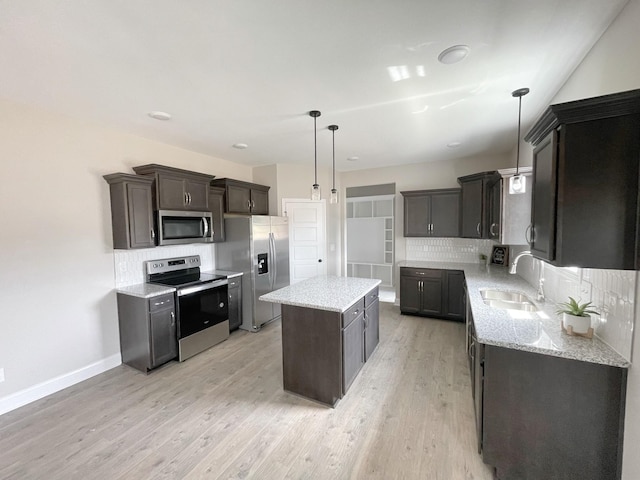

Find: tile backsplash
<box><xmin>114</xmin><ymin>244</ymin><xmax>215</xmax><ymax>287</ymax></box>
<box><xmin>406</xmin><ymin>238</ymin><xmax>495</xmax><ymax>264</ymax></box>
<box><xmin>511</xmin><ymin>246</ymin><xmax>636</xmax><ymax>362</ymax></box>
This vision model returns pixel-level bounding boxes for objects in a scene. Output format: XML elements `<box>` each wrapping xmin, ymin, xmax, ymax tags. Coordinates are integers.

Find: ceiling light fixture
<box><xmin>232</xmin><ymin>143</ymin><xmax>248</xmax><ymax>149</ymax></box>
<box><xmin>447</xmin><ymin>141</ymin><xmax>462</xmax><ymax>148</ymax></box>
<box><xmin>309</xmin><ymin>110</ymin><xmax>322</xmax><ymax>201</ymax></box>
<box><xmin>328</xmin><ymin>124</ymin><xmax>339</xmax><ymax>204</ymax></box>
<box><xmin>347</xmin><ymin>156</ymin><xmax>359</xmax><ymax>162</ymax></box>
<box><xmin>437</xmin><ymin>45</ymin><xmax>470</xmax><ymax>65</ymax></box>
<box><xmin>509</xmin><ymin>87</ymin><xmax>530</xmax><ymax>195</ymax></box>
<box><xmin>148</xmin><ymin>111</ymin><xmax>172</xmax><ymax>121</ymax></box>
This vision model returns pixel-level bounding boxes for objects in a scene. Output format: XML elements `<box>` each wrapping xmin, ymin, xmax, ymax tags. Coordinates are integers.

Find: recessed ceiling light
<box><xmin>347</xmin><ymin>156</ymin><xmax>360</xmax><ymax>162</ymax></box>
<box><xmin>148</xmin><ymin>111</ymin><xmax>172</xmax><ymax>121</ymax></box>
<box><xmin>232</xmin><ymin>143</ymin><xmax>248</xmax><ymax>149</ymax></box>
<box><xmin>447</xmin><ymin>142</ymin><xmax>462</xmax><ymax>148</ymax></box>
<box><xmin>438</xmin><ymin>45</ymin><xmax>470</xmax><ymax>65</ymax></box>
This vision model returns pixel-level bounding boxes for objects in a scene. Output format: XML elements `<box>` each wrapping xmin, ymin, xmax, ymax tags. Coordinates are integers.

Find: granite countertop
<box><xmin>116</xmin><ymin>283</ymin><xmax>175</xmax><ymax>299</ymax></box>
<box><xmin>398</xmin><ymin>260</ymin><xmax>630</xmax><ymax>368</ymax></box>
<box><xmin>260</xmin><ymin>276</ymin><xmax>382</xmax><ymax>313</ymax></box>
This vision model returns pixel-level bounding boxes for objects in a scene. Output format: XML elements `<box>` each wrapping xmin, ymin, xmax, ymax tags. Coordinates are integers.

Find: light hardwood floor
<box><xmin>0</xmin><ymin>303</ymin><xmax>494</xmax><ymax>480</ymax></box>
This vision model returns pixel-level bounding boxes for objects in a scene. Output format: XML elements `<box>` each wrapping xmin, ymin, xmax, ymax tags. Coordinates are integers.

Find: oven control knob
<box><xmin>153</xmin><ymin>264</ymin><xmax>158</xmax><ymax>268</ymax></box>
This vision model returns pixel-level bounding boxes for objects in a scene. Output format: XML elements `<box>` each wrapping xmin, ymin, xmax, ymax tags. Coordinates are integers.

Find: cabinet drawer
<box><xmin>364</xmin><ymin>287</ymin><xmax>379</xmax><ymax>307</ymax></box>
<box><xmin>228</xmin><ymin>276</ymin><xmax>242</xmax><ymax>289</ymax></box>
<box><xmin>342</xmin><ymin>298</ymin><xmax>365</xmax><ymax>328</ymax></box>
<box><xmin>400</xmin><ymin>267</ymin><xmax>442</xmax><ymax>278</ymax></box>
<box><xmin>149</xmin><ymin>294</ymin><xmax>175</xmax><ymax>313</ymax></box>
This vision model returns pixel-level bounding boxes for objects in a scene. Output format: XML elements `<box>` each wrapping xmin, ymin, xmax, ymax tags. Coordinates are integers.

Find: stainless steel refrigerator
<box><xmin>215</xmin><ymin>216</ymin><xmax>290</xmax><ymax>332</ymax></box>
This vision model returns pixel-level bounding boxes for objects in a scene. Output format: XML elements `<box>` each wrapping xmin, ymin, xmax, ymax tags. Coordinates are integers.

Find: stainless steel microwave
<box><xmin>157</xmin><ymin>210</ymin><xmax>213</xmax><ymax>246</ymax></box>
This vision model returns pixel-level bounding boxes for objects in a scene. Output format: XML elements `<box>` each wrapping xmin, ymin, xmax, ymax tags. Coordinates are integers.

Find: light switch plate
<box><xmin>580</xmin><ymin>281</ymin><xmax>592</xmax><ymax>302</ymax></box>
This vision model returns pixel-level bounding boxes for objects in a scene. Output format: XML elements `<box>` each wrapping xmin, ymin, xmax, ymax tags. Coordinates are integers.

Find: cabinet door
<box><xmin>403</xmin><ymin>194</ymin><xmax>431</xmax><ymax>236</ymax></box>
<box><xmin>420</xmin><ymin>277</ymin><xmax>443</xmax><ymax>316</ymax></box>
<box><xmin>157</xmin><ymin>174</ymin><xmax>187</xmax><ymax>210</ymax></box>
<box><xmin>185</xmin><ymin>179</ymin><xmax>209</xmax><ymax>210</ymax></box>
<box><xmin>461</xmin><ymin>178</ymin><xmax>484</xmax><ymax>238</ymax></box>
<box><xmin>227</xmin><ymin>184</ymin><xmax>252</xmax><ymax>213</ymax></box>
<box><xmin>364</xmin><ymin>299</ymin><xmax>379</xmax><ymax>361</ymax></box>
<box><xmin>488</xmin><ymin>179</ymin><xmax>502</xmax><ymax>240</ymax></box>
<box><xmin>530</xmin><ymin>132</ymin><xmax>556</xmax><ymax>260</ymax></box>
<box><xmin>126</xmin><ymin>182</ymin><xmax>155</xmax><ymax>249</ymax></box>
<box><xmin>149</xmin><ymin>308</ymin><xmax>177</xmax><ymax>368</ymax></box>
<box><xmin>400</xmin><ymin>275</ymin><xmax>422</xmax><ymax>314</ymax></box>
<box><xmin>250</xmin><ymin>188</ymin><xmax>269</xmax><ymax>215</ymax></box>
<box><xmin>228</xmin><ymin>285</ymin><xmax>242</xmax><ymax>331</ymax></box>
<box><xmin>431</xmin><ymin>192</ymin><xmax>460</xmax><ymax>237</ymax></box>
<box><xmin>209</xmin><ymin>188</ymin><xmax>225</xmax><ymax>242</ymax></box>
<box><xmin>444</xmin><ymin>270</ymin><xmax>465</xmax><ymax>321</ymax></box>
<box><xmin>342</xmin><ymin>313</ymin><xmax>364</xmax><ymax>394</ymax></box>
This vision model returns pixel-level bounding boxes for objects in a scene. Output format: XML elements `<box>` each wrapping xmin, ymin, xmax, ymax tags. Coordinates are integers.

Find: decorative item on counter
<box><xmin>557</xmin><ymin>297</ymin><xmax>599</xmax><ymax>338</ymax></box>
<box><xmin>490</xmin><ymin>245</ymin><xmax>509</xmax><ymax>266</ymax></box>
<box><xmin>479</xmin><ymin>253</ymin><xmax>488</xmax><ymax>266</ymax></box>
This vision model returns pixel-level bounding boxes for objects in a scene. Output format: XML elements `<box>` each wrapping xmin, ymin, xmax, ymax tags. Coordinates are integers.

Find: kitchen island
<box><xmin>260</xmin><ymin>276</ymin><xmax>381</xmax><ymax>407</ymax></box>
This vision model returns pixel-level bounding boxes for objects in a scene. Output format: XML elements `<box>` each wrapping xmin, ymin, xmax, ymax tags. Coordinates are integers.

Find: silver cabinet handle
<box><xmin>525</xmin><ymin>223</ymin><xmax>533</xmax><ymax>245</ymax></box>
<box><xmin>417</xmin><ymin>271</ymin><xmax>425</xmax><ymax>275</ymax></box>
<box><xmin>352</xmin><ymin>309</ymin><xmax>359</xmax><ymax>316</ymax></box>
<box><xmin>490</xmin><ymin>223</ymin><xmax>497</xmax><ymax>236</ymax></box>
<box><xmin>476</xmin><ymin>222</ymin><xmax>481</xmax><ymax>236</ymax></box>
<box><xmin>188</xmin><ymin>193</ymin><xmax>192</xmax><ymax>205</ymax></box>
<box><xmin>202</xmin><ymin>217</ymin><xmax>209</xmax><ymax>238</ymax></box>
<box><xmin>170</xmin><ymin>311</ymin><xmax>175</xmax><ymax>326</ymax></box>
<box><xmin>247</xmin><ymin>199</ymin><xmax>251</xmax><ymax>210</ymax></box>
<box><xmin>251</xmin><ymin>200</ymin><xmax>255</xmax><ymax>209</ymax></box>
<box><xmin>419</xmin><ymin>280</ymin><xmax>423</xmax><ymax>292</ymax></box>
<box><xmin>184</xmin><ymin>192</ymin><xmax>188</xmax><ymax>206</ymax></box>
<box><xmin>151</xmin><ymin>228</ymin><xmax>155</xmax><ymax>239</ymax></box>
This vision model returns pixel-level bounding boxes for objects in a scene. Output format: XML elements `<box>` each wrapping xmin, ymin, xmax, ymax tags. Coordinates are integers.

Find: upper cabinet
<box><xmin>211</xmin><ymin>178</ymin><xmax>270</xmax><ymax>215</ymax></box>
<box><xmin>103</xmin><ymin>173</ymin><xmax>155</xmax><ymax>249</ymax></box>
<box><xmin>132</xmin><ymin>164</ymin><xmax>214</xmax><ymax>211</ymax></box>
<box><xmin>457</xmin><ymin>172</ymin><xmax>501</xmax><ymax>239</ymax></box>
<box><xmin>401</xmin><ymin>188</ymin><xmax>460</xmax><ymax>237</ymax></box>
<box><xmin>209</xmin><ymin>186</ymin><xmax>225</xmax><ymax>243</ymax></box>
<box><xmin>525</xmin><ymin>89</ymin><xmax>640</xmax><ymax>270</ymax></box>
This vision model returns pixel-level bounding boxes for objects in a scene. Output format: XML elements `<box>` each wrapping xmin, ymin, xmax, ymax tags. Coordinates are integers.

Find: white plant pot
<box><xmin>562</xmin><ymin>313</ymin><xmax>591</xmax><ymax>334</ymax></box>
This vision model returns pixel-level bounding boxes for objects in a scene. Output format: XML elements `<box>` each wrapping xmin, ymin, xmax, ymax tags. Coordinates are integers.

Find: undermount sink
<box><xmin>480</xmin><ymin>289</ymin><xmax>538</xmax><ymax>312</ymax></box>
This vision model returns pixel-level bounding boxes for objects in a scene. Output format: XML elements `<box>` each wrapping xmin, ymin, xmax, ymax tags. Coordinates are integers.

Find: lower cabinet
<box><xmin>281</xmin><ymin>286</ymin><xmax>379</xmax><ymax>406</ymax></box>
<box><xmin>227</xmin><ymin>275</ymin><xmax>242</xmax><ymax>331</ymax></box>
<box><xmin>400</xmin><ymin>267</ymin><xmax>464</xmax><ymax>321</ymax></box>
<box><xmin>477</xmin><ymin>344</ymin><xmax>626</xmax><ymax>480</ymax></box>
<box><xmin>116</xmin><ymin>292</ymin><xmax>177</xmax><ymax>373</ymax></box>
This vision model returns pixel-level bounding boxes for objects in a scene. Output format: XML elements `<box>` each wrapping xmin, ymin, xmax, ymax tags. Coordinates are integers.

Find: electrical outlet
<box><xmin>580</xmin><ymin>281</ymin><xmax>592</xmax><ymax>302</ymax></box>
<box><xmin>0</xmin><ymin>368</ymin><xmax>4</xmax><ymax>383</ymax></box>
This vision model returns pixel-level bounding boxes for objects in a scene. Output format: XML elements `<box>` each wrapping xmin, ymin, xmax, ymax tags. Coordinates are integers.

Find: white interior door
<box><xmin>282</xmin><ymin>199</ymin><xmax>327</xmax><ymax>284</ymax></box>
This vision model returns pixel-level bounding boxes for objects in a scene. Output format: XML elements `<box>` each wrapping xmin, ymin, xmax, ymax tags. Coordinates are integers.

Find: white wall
<box><xmin>0</xmin><ymin>98</ymin><xmax>251</xmax><ymax>414</ymax></box>
<box><xmin>515</xmin><ymin>0</ymin><xmax>640</xmax><ymax>477</ymax></box>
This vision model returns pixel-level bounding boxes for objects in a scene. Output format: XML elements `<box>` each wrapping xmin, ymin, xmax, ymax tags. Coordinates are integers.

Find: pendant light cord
<box><xmin>516</xmin><ymin>95</ymin><xmax>522</xmax><ymax>175</ymax></box>
<box><xmin>314</xmin><ymin>114</ymin><xmax>318</xmax><ymax>185</ymax></box>
<box><xmin>332</xmin><ymin>128</ymin><xmax>336</xmax><ymax>189</ymax></box>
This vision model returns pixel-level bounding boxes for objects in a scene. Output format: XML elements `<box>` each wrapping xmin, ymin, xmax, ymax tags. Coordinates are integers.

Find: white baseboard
<box><xmin>0</xmin><ymin>354</ymin><xmax>122</xmax><ymax>416</ymax></box>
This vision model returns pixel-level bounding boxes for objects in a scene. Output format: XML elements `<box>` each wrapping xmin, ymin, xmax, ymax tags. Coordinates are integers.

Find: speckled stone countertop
<box><xmin>260</xmin><ymin>276</ymin><xmax>382</xmax><ymax>313</ymax></box>
<box><xmin>116</xmin><ymin>270</ymin><xmax>242</xmax><ymax>299</ymax></box>
<box><xmin>398</xmin><ymin>260</ymin><xmax>630</xmax><ymax>368</ymax></box>
<box><xmin>116</xmin><ymin>283</ymin><xmax>175</xmax><ymax>299</ymax></box>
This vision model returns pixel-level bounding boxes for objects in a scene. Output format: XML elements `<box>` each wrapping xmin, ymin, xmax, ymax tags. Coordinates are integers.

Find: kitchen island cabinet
<box><xmin>260</xmin><ymin>276</ymin><xmax>381</xmax><ymax>407</ymax></box>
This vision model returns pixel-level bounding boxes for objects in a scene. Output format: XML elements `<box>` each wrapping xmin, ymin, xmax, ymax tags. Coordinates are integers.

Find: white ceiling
<box><xmin>0</xmin><ymin>1</ymin><xmax>629</xmax><ymax>172</ymax></box>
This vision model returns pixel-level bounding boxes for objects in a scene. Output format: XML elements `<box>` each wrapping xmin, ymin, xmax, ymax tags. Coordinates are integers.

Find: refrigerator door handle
<box><xmin>268</xmin><ymin>232</ymin><xmax>275</xmax><ymax>289</ymax></box>
<box><xmin>272</xmin><ymin>232</ymin><xmax>278</xmax><ymax>289</ymax></box>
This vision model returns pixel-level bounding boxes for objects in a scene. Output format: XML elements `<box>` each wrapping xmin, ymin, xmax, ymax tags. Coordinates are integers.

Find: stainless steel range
<box><xmin>146</xmin><ymin>255</ymin><xmax>229</xmax><ymax>361</ymax></box>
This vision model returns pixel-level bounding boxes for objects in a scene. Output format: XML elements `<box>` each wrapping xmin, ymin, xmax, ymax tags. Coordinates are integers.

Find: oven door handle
<box><xmin>177</xmin><ymin>279</ymin><xmax>229</xmax><ymax>297</ymax></box>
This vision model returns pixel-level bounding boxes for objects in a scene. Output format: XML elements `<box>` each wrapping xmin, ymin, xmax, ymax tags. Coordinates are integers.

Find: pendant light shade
<box><xmin>309</xmin><ymin>110</ymin><xmax>322</xmax><ymax>201</ymax></box>
<box><xmin>328</xmin><ymin>124</ymin><xmax>339</xmax><ymax>204</ymax></box>
<box><xmin>509</xmin><ymin>87</ymin><xmax>530</xmax><ymax>195</ymax></box>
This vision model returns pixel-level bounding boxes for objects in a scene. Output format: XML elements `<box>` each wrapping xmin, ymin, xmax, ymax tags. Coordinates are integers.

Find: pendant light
<box><xmin>328</xmin><ymin>124</ymin><xmax>339</xmax><ymax>204</ymax></box>
<box><xmin>509</xmin><ymin>87</ymin><xmax>530</xmax><ymax>195</ymax></box>
<box><xmin>309</xmin><ymin>110</ymin><xmax>322</xmax><ymax>201</ymax></box>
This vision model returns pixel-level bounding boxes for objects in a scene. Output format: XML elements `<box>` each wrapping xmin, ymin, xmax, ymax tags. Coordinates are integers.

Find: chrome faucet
<box><xmin>509</xmin><ymin>250</ymin><xmax>533</xmax><ymax>274</ymax></box>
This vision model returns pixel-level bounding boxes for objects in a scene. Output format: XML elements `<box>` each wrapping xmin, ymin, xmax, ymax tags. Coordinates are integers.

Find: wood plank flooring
<box><xmin>0</xmin><ymin>303</ymin><xmax>494</xmax><ymax>480</ymax></box>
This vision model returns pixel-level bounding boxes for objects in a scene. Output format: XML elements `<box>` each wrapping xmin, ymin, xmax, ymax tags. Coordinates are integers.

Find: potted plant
<box><xmin>556</xmin><ymin>297</ymin><xmax>599</xmax><ymax>334</ymax></box>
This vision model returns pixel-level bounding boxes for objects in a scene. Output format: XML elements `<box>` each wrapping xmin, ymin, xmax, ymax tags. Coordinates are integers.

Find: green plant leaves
<box><xmin>556</xmin><ymin>296</ymin><xmax>600</xmax><ymax>317</ymax></box>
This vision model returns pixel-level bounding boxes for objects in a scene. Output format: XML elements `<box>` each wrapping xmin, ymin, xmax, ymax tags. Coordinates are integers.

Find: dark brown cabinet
<box><xmin>457</xmin><ymin>172</ymin><xmax>500</xmax><ymax>239</ymax></box>
<box><xmin>211</xmin><ymin>178</ymin><xmax>270</xmax><ymax>215</ymax></box>
<box><xmin>478</xmin><ymin>344</ymin><xmax>626</xmax><ymax>480</ymax></box>
<box><xmin>487</xmin><ymin>178</ymin><xmax>502</xmax><ymax>241</ymax></box>
<box><xmin>401</xmin><ymin>189</ymin><xmax>460</xmax><ymax>237</ymax></box>
<box><xmin>280</xmin><ymin>286</ymin><xmax>379</xmax><ymax>406</ymax></box>
<box><xmin>132</xmin><ymin>164</ymin><xmax>214</xmax><ymax>211</ymax></box>
<box><xmin>209</xmin><ymin>186</ymin><xmax>225</xmax><ymax>242</ymax></box>
<box><xmin>400</xmin><ymin>268</ymin><xmax>465</xmax><ymax>321</ymax></box>
<box><xmin>103</xmin><ymin>173</ymin><xmax>155</xmax><ymax>249</ymax></box>
<box><xmin>227</xmin><ymin>275</ymin><xmax>242</xmax><ymax>331</ymax></box>
<box><xmin>116</xmin><ymin>292</ymin><xmax>177</xmax><ymax>373</ymax></box>
<box><xmin>525</xmin><ymin>89</ymin><xmax>640</xmax><ymax>269</ymax></box>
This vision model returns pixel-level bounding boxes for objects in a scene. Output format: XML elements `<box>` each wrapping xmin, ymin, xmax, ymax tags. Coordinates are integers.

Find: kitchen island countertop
<box><xmin>398</xmin><ymin>260</ymin><xmax>630</xmax><ymax>368</ymax></box>
<box><xmin>260</xmin><ymin>275</ymin><xmax>381</xmax><ymax>312</ymax></box>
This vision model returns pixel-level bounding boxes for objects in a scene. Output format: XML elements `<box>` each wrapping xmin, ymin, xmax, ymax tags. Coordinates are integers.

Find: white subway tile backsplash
<box><xmin>113</xmin><ymin>244</ymin><xmax>215</xmax><ymax>287</ymax></box>
<box><xmin>406</xmin><ymin>238</ymin><xmax>495</xmax><ymax>264</ymax></box>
